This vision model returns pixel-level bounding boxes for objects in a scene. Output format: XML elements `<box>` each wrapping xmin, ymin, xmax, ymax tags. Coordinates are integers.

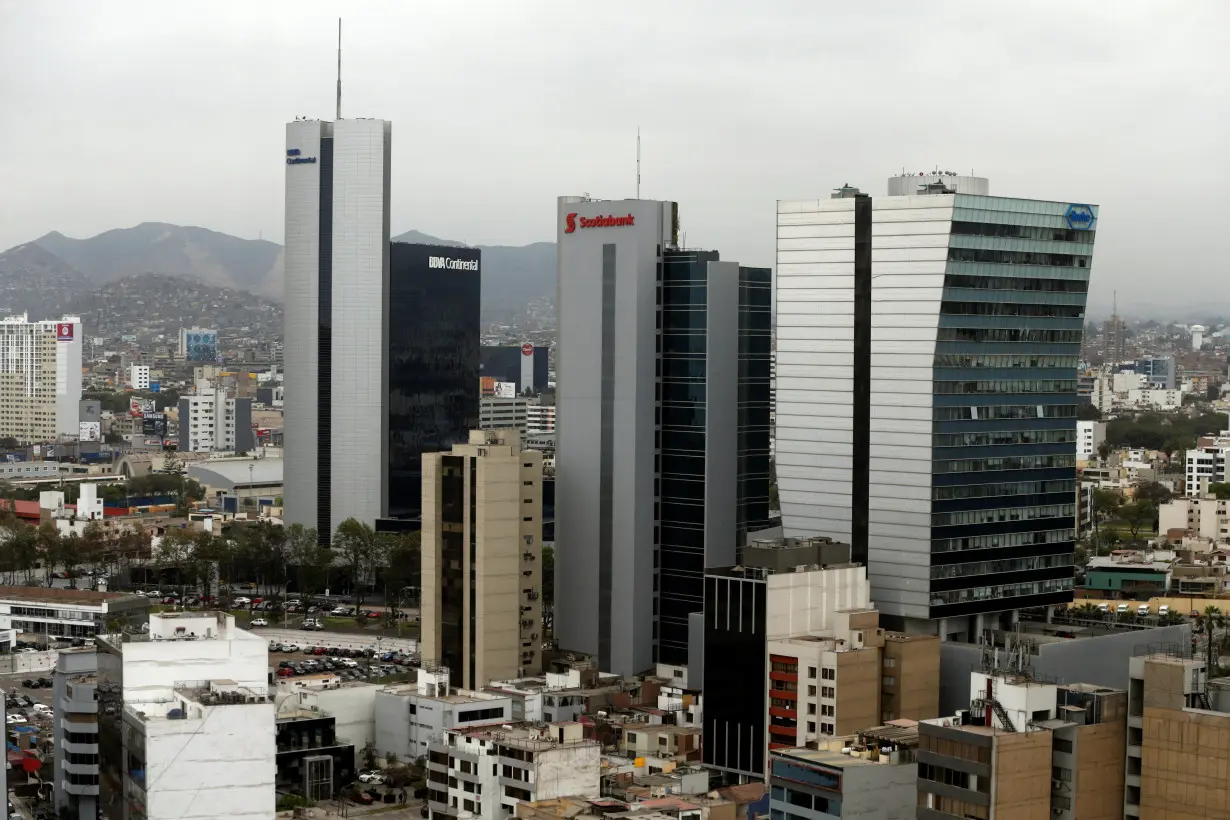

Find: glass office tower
<box><xmin>386</xmin><ymin>242</ymin><xmax>481</xmax><ymax>521</ymax></box>
<box><xmin>776</xmin><ymin>178</ymin><xmax>1096</xmax><ymax>639</ymax></box>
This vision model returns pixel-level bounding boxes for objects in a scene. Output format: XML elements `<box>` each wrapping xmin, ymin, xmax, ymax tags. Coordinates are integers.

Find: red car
<box><xmin>276</xmin><ymin>667</ymin><xmax>295</xmax><ymax>677</ymax></box>
<box><xmin>313</xmin><ymin>647</ymin><xmax>326</xmax><ymax>655</ymax></box>
<box><xmin>352</xmin><ymin>791</ymin><xmax>375</xmax><ymax>805</ymax></box>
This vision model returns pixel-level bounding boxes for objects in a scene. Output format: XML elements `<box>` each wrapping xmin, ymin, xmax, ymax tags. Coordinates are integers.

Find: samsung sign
<box><xmin>429</xmin><ymin>256</ymin><xmax>479</xmax><ymax>271</ymax></box>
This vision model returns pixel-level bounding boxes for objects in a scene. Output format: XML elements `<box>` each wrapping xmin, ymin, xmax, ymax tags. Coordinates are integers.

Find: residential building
<box><xmin>284</xmin><ymin>117</ymin><xmax>392</xmax><ymax>539</ymax></box>
<box><xmin>555</xmin><ymin>197</ymin><xmax>772</xmax><ymax>674</ymax></box>
<box><xmin>1159</xmin><ymin>495</ymin><xmax>1230</xmax><ymax>542</ymax></box>
<box><xmin>481</xmin><ymin>344</ymin><xmax>549</xmax><ymax>395</ymax></box>
<box><xmin>703</xmin><ymin>536</ymin><xmax>939</xmax><ymax>780</ymax></box>
<box><xmin>0</xmin><ymin>586</ymin><xmax>148</xmax><ymax>642</ymax></box>
<box><xmin>1125</xmin><ymin>388</ymin><xmax>1181</xmax><ymax>411</ymax></box>
<box><xmin>480</xmin><ymin>396</ymin><xmax>529</xmax><ymax>432</ymax></box>
<box><xmin>775</xmin><ymin>179</ymin><xmax>1095</xmax><ymax>638</ymax></box>
<box><xmin>1078</xmin><ymin>420</ymin><xmax>1107</xmax><ymax>460</ymax></box>
<box><xmin>618</xmin><ymin>723</ymin><xmax>702</xmax><ymax>760</ymax></box>
<box><xmin>1123</xmin><ymin>648</ymin><xmax>1230</xmax><ymax>818</ymax></box>
<box><xmin>525</xmin><ymin>402</ymin><xmax>556</xmax><ymax>435</ymax></box>
<box><xmin>128</xmin><ymin>365</ymin><xmax>150</xmax><ymax>391</ymax></box>
<box><xmin>177</xmin><ymin>380</ymin><xmax>253</xmax><ymax>453</ymax></box>
<box><xmin>374</xmin><ymin>668</ymin><xmax>513</xmax><ymax>762</ymax></box>
<box><xmin>917</xmin><ymin>668</ymin><xmax>1125</xmax><ymax>820</ymax></box>
<box><xmin>425</xmin><ymin>720</ymin><xmax>601</xmax><ymax>820</ymax></box>
<box><xmin>96</xmin><ymin>612</ymin><xmax>275</xmax><ymax>820</ymax></box>
<box><xmin>0</xmin><ymin>313</ymin><xmax>83</xmax><ymax>443</ymax></box>
<box><xmin>386</xmin><ymin>242</ymin><xmax>481</xmax><ymax>523</ymax></box>
<box><xmin>769</xmin><ymin>723</ymin><xmax>919</xmax><ymax>820</ymax></box>
<box><xmin>178</xmin><ymin>327</ymin><xmax>218</xmax><ymax>363</ymax></box>
<box><xmin>422</xmin><ymin>430</ymin><xmax>542</xmax><ymax>688</ymax></box>
<box><xmin>1184</xmin><ymin>435</ymin><xmax>1230</xmax><ymax>497</ymax></box>
<box><xmin>53</xmin><ymin>647</ymin><xmax>101</xmax><ymax>820</ymax></box>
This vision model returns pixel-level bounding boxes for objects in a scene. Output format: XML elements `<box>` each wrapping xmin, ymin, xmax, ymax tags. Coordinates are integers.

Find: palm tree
<box><xmin>1201</xmin><ymin>606</ymin><xmax>1223</xmax><ymax>672</ymax></box>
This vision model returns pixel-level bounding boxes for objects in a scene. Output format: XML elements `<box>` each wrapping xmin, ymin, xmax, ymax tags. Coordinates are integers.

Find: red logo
<box><xmin>521</xmin><ymin>343</ymin><xmax>534</xmax><ymax>357</ymax></box>
<box><xmin>56</xmin><ymin>323</ymin><xmax>73</xmax><ymax>341</ymax></box>
<box><xmin>564</xmin><ymin>213</ymin><xmax>635</xmax><ymax>234</ymax></box>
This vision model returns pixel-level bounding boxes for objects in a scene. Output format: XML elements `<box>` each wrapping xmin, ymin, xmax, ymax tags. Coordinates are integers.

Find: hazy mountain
<box><xmin>35</xmin><ymin>223</ymin><xmax>284</xmax><ymax>298</ymax></box>
<box><xmin>392</xmin><ymin>229</ymin><xmax>555</xmax><ymax>321</ymax></box>
<box><xmin>0</xmin><ymin>241</ymin><xmax>91</xmax><ymax>319</ymax></box>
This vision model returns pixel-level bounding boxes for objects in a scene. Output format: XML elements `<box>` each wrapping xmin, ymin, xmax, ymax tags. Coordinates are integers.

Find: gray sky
<box><xmin>2</xmin><ymin>0</ymin><xmax>1226</xmax><ymax>316</ymax></box>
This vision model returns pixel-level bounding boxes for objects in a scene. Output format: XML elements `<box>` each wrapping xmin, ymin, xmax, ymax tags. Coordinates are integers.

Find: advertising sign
<box><xmin>129</xmin><ymin>398</ymin><xmax>156</xmax><ymax>417</ymax></box>
<box><xmin>142</xmin><ymin>412</ymin><xmax>167</xmax><ymax>438</ymax></box>
<box><xmin>494</xmin><ymin>381</ymin><xmax>516</xmax><ymax>399</ymax></box>
<box><xmin>56</xmin><ymin>323</ymin><xmax>74</xmax><ymax>342</ymax></box>
<box><xmin>521</xmin><ymin>343</ymin><xmax>534</xmax><ymax>357</ymax></box>
<box><xmin>78</xmin><ymin>422</ymin><xmax>101</xmax><ymax>442</ymax></box>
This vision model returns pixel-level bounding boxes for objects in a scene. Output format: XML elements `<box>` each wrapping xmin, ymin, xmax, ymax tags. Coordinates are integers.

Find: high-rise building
<box><xmin>53</xmin><ymin>647</ymin><xmax>99</xmax><ymax>820</ymax></box>
<box><xmin>386</xmin><ymin>242</ymin><xmax>481</xmax><ymax>522</ymax></box>
<box><xmin>480</xmin><ymin>344</ymin><xmax>549</xmax><ymax>395</ymax></box>
<box><xmin>129</xmin><ymin>365</ymin><xmax>150</xmax><ymax>390</ymax></box>
<box><xmin>178</xmin><ymin>380</ymin><xmax>253</xmax><ymax>453</ymax></box>
<box><xmin>554</xmin><ymin>197</ymin><xmax>771</xmax><ymax>675</ymax></box>
<box><xmin>284</xmin><ymin>118</ymin><xmax>392</xmax><ymax>540</ymax></box>
<box><xmin>97</xmin><ymin>612</ymin><xmax>275</xmax><ymax>820</ymax></box>
<box><xmin>177</xmin><ymin>327</ymin><xmax>218</xmax><ymax>363</ymax></box>
<box><xmin>1135</xmin><ymin>355</ymin><xmax>1176</xmax><ymax>389</ymax></box>
<box><xmin>0</xmin><ymin>314</ymin><xmax>82</xmax><ymax>444</ymax></box>
<box><xmin>776</xmin><ymin>178</ymin><xmax>1096</xmax><ymax>639</ymax></box>
<box><xmin>420</xmin><ymin>429</ymin><xmax>542</xmax><ymax>688</ymax></box>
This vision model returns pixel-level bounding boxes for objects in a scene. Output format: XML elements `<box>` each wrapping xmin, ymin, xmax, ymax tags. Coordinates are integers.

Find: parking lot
<box><xmin>267</xmin><ymin>642</ymin><xmax>418</xmax><ymax>683</ymax></box>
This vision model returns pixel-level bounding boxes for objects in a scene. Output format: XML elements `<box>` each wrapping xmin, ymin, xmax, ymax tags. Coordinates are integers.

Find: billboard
<box><xmin>55</xmin><ymin>322</ymin><xmax>74</xmax><ymax>342</ymax></box>
<box><xmin>129</xmin><ymin>397</ymin><xmax>155</xmax><ymax>417</ymax></box>
<box><xmin>78</xmin><ymin>422</ymin><xmax>101</xmax><ymax>442</ymax></box>
<box><xmin>494</xmin><ymin>381</ymin><xmax>516</xmax><ymax>399</ymax></box>
<box><xmin>183</xmin><ymin>329</ymin><xmax>219</xmax><ymax>363</ymax></box>
<box><xmin>142</xmin><ymin>412</ymin><xmax>167</xmax><ymax>438</ymax></box>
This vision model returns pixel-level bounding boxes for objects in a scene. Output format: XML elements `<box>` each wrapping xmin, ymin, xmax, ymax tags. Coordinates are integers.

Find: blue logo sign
<box><xmin>286</xmin><ymin>148</ymin><xmax>316</xmax><ymax>165</ymax></box>
<box><xmin>286</xmin><ymin>149</ymin><xmax>301</xmax><ymax>156</ymax></box>
<box><xmin>1065</xmin><ymin>204</ymin><xmax>1096</xmax><ymax>231</ymax></box>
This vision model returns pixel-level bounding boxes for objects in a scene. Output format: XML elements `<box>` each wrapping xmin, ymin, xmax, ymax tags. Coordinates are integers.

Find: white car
<box><xmin>331</xmin><ymin>606</ymin><xmax>349</xmax><ymax>616</ymax></box>
<box><xmin>32</xmin><ymin>703</ymin><xmax>52</xmax><ymax>714</ymax></box>
<box><xmin>250</xmin><ymin>618</ymin><xmax>269</xmax><ymax>628</ymax></box>
<box><xmin>358</xmin><ymin>771</ymin><xmax>385</xmax><ymax>785</ymax></box>
<box><xmin>282</xmin><ymin>644</ymin><xmax>301</xmax><ymax>653</ymax></box>
<box><xmin>1116</xmin><ymin>603</ymin><xmax>1129</xmax><ymax>615</ymax></box>
<box><xmin>341</xmin><ymin>659</ymin><xmax>359</xmax><ymax>668</ymax></box>
<box><xmin>1137</xmin><ymin>605</ymin><xmax>1150</xmax><ymax>617</ymax></box>
<box><xmin>5</xmin><ymin>714</ymin><xmax>24</xmax><ymax>725</ymax></box>
<box><xmin>233</xmin><ymin>597</ymin><xmax>252</xmax><ymax>606</ymax></box>
<box><xmin>1158</xmin><ymin>605</ymin><xmax>1170</xmax><ymax>617</ymax></box>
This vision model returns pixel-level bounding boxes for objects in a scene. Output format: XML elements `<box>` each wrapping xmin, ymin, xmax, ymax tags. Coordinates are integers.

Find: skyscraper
<box><xmin>555</xmin><ymin>197</ymin><xmax>771</xmax><ymax>674</ymax></box>
<box><xmin>0</xmin><ymin>313</ymin><xmax>82</xmax><ymax>444</ymax></box>
<box><xmin>775</xmin><ymin>176</ymin><xmax>1096</xmax><ymax>639</ymax></box>
<box><xmin>284</xmin><ymin>118</ymin><xmax>391</xmax><ymax>540</ymax></box>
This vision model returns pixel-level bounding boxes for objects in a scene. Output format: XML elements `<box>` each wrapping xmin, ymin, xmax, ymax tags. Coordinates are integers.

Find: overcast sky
<box><xmin>2</xmin><ymin>0</ymin><xmax>1226</xmax><ymax>316</ymax></box>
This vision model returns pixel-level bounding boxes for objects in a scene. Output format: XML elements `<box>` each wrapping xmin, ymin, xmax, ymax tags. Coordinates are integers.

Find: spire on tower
<box><xmin>336</xmin><ymin>18</ymin><xmax>342</xmax><ymax>121</ymax></box>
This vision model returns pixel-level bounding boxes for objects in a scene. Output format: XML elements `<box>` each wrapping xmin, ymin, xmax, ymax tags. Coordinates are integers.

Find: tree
<box><xmin>381</xmin><ymin>531</ymin><xmax>421</xmax><ymax>627</ymax></box>
<box><xmin>80</xmin><ymin>521</ymin><xmax>108</xmax><ymax>572</ymax></box>
<box><xmin>1200</xmin><ymin>606</ymin><xmax>1224</xmax><ymax>672</ymax></box>
<box><xmin>286</xmin><ymin>523</ymin><xmax>328</xmax><ymax>604</ymax></box>
<box><xmin>1120</xmin><ymin>501</ymin><xmax>1157</xmax><ymax>544</ymax></box>
<box><xmin>333</xmin><ymin>519</ymin><xmax>383</xmax><ymax>617</ymax></box>
<box><xmin>37</xmin><ymin>522</ymin><xmax>61</xmax><ymax>584</ymax></box>
<box><xmin>1097</xmin><ymin>440</ymin><xmax>1113</xmax><ymax>463</ymax></box>
<box><xmin>1091</xmin><ymin>489</ymin><xmax>1121</xmax><ymax>551</ymax></box>
<box><xmin>156</xmin><ymin>527</ymin><xmax>198</xmax><ymax>601</ymax></box>
<box><xmin>1210</xmin><ymin>483</ymin><xmax>1230</xmax><ymax>500</ymax></box>
<box><xmin>1077</xmin><ymin>404</ymin><xmax>1102</xmax><ymax>421</ymax></box>
<box><xmin>1134</xmin><ymin>481</ymin><xmax>1173</xmax><ymax>507</ymax></box>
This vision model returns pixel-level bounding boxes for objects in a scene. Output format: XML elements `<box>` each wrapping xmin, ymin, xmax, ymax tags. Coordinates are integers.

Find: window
<box><xmin>807</xmin><ymin>703</ymin><xmax>816</xmax><ymax>715</ymax></box>
<box><xmin>807</xmin><ymin>667</ymin><xmax>817</xmax><ymax>679</ymax></box>
<box><xmin>821</xmin><ymin>704</ymin><xmax>834</xmax><ymax>717</ymax></box>
<box><xmin>821</xmin><ymin>687</ymin><xmax>834</xmax><ymax>698</ymax></box>
<box><xmin>807</xmin><ymin>685</ymin><xmax>817</xmax><ymax>696</ymax></box>
<box><xmin>821</xmin><ymin>668</ymin><xmax>835</xmax><ymax>680</ymax></box>
<box><xmin>807</xmin><ymin>721</ymin><xmax>816</xmax><ymax>733</ymax></box>
<box><xmin>820</xmin><ymin>723</ymin><xmax>833</xmax><ymax>735</ymax></box>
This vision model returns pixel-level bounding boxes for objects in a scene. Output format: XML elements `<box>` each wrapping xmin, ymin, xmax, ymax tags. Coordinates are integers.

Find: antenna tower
<box><xmin>336</xmin><ymin>18</ymin><xmax>343</xmax><ymax>120</ymax></box>
<box><xmin>636</xmin><ymin>127</ymin><xmax>641</xmax><ymax>199</ymax></box>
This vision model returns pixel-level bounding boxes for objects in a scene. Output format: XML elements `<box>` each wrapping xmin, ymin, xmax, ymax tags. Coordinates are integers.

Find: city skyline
<box><xmin>2</xmin><ymin>2</ymin><xmax>1226</xmax><ymax>317</ymax></box>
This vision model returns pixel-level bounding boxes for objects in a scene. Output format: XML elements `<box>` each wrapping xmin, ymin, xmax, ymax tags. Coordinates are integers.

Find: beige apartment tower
<box><xmin>421</xmin><ymin>429</ymin><xmax>542</xmax><ymax>690</ymax></box>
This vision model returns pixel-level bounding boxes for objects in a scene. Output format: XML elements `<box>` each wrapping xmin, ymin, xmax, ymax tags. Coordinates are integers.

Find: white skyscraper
<box><xmin>284</xmin><ymin>118</ymin><xmax>391</xmax><ymax>540</ymax></box>
<box><xmin>0</xmin><ymin>314</ymin><xmax>82</xmax><ymax>444</ymax></box>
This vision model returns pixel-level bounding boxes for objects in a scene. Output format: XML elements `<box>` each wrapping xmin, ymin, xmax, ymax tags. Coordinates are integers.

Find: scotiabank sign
<box><xmin>564</xmin><ymin>212</ymin><xmax>635</xmax><ymax>234</ymax></box>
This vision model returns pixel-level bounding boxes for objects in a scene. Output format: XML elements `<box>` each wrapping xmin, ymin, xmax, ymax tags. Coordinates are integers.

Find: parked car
<box><xmin>31</xmin><ymin>703</ymin><xmax>52</xmax><ymax>715</ymax></box>
<box><xmin>276</xmin><ymin>667</ymin><xmax>295</xmax><ymax>678</ymax></box>
<box><xmin>301</xmin><ymin>619</ymin><xmax>324</xmax><ymax>631</ymax></box>
<box><xmin>1137</xmin><ymin>604</ymin><xmax>1150</xmax><ymax>617</ymax></box>
<box><xmin>341</xmin><ymin>659</ymin><xmax>359</xmax><ymax>668</ymax></box>
<box><xmin>282</xmin><ymin>644</ymin><xmax>301</xmax><ymax>653</ymax></box>
<box><xmin>1116</xmin><ymin>603</ymin><xmax>1129</xmax><ymax>615</ymax></box>
<box><xmin>20</xmin><ymin>680</ymin><xmax>36</xmax><ymax>689</ymax></box>
<box><xmin>351</xmin><ymin>791</ymin><xmax>375</xmax><ymax>805</ymax></box>
<box><xmin>1097</xmin><ymin>603</ymin><xmax>1110</xmax><ymax>614</ymax></box>
<box><xmin>37</xmin><ymin>677</ymin><xmax>51</xmax><ymax>688</ymax></box>
<box><xmin>1158</xmin><ymin>605</ymin><xmax>1170</xmax><ymax>617</ymax></box>
<box><xmin>233</xmin><ymin>596</ymin><xmax>252</xmax><ymax>606</ymax></box>
<box><xmin>358</xmin><ymin>771</ymin><xmax>385</xmax><ymax>785</ymax></box>
<box><xmin>250</xmin><ymin>618</ymin><xmax>269</xmax><ymax>628</ymax></box>
<box><xmin>5</xmin><ymin>714</ymin><xmax>24</xmax><ymax>724</ymax></box>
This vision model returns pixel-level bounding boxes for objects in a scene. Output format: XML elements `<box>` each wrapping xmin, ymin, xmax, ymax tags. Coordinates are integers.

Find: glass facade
<box><xmin>929</xmin><ymin>196</ymin><xmax>1095</xmax><ymax>619</ymax></box>
<box><xmin>655</xmin><ymin>252</ymin><xmax>773</xmax><ymax>665</ymax></box>
<box><xmin>387</xmin><ymin>243</ymin><xmax>481</xmax><ymax>520</ymax></box>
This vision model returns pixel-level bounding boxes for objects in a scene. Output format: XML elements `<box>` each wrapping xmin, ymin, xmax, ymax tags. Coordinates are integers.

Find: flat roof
<box><xmin>0</xmin><ymin>586</ymin><xmax>139</xmax><ymax>606</ymax></box>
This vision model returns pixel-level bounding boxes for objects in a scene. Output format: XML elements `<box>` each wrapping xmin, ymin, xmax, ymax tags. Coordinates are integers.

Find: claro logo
<box><xmin>428</xmin><ymin>257</ymin><xmax>479</xmax><ymax>271</ymax></box>
<box><xmin>564</xmin><ymin>212</ymin><xmax>635</xmax><ymax>234</ymax></box>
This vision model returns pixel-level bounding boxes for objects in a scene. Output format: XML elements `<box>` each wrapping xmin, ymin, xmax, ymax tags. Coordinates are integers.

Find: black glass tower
<box><xmin>386</xmin><ymin>243</ymin><xmax>481</xmax><ymax>521</ymax></box>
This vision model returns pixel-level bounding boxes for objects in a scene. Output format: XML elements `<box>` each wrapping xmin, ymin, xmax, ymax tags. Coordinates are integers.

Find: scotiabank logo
<box><xmin>56</xmin><ymin>323</ymin><xmax>73</xmax><ymax>341</ymax></box>
<box><xmin>564</xmin><ymin>212</ymin><xmax>635</xmax><ymax>234</ymax></box>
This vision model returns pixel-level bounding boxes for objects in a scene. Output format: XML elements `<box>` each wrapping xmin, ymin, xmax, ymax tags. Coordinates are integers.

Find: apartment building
<box><xmin>703</xmin><ymin>536</ymin><xmax>939</xmax><ymax>780</ymax></box>
<box><xmin>525</xmin><ymin>403</ymin><xmax>555</xmax><ymax>435</ymax></box>
<box><xmin>1124</xmin><ymin>648</ymin><xmax>1230</xmax><ymax>818</ymax></box>
<box><xmin>373</xmin><ymin>668</ymin><xmax>513</xmax><ymax>762</ymax></box>
<box><xmin>53</xmin><ymin>647</ymin><xmax>100</xmax><ymax>820</ymax></box>
<box><xmin>769</xmin><ymin>723</ymin><xmax>919</xmax><ymax>820</ymax></box>
<box><xmin>422</xmin><ymin>430</ymin><xmax>543</xmax><ymax>689</ymax></box>
<box><xmin>1078</xmin><ymin>420</ymin><xmax>1107</xmax><ymax>460</ymax></box>
<box><xmin>479</xmin><ymin>397</ymin><xmax>529</xmax><ymax>432</ymax></box>
<box><xmin>0</xmin><ymin>314</ymin><xmax>82</xmax><ymax>443</ymax></box>
<box><xmin>177</xmin><ymin>380</ymin><xmax>254</xmax><ymax>453</ymax></box>
<box><xmin>1159</xmin><ymin>495</ymin><xmax>1230</xmax><ymax>542</ymax></box>
<box><xmin>425</xmin><ymin>720</ymin><xmax>601</xmax><ymax>820</ymax></box>
<box><xmin>128</xmin><ymin>365</ymin><xmax>150</xmax><ymax>390</ymax></box>
<box><xmin>96</xmin><ymin>612</ymin><xmax>275</xmax><ymax>820</ymax></box>
<box><xmin>916</xmin><ymin>667</ymin><xmax>1125</xmax><ymax>820</ymax></box>
<box><xmin>1183</xmin><ymin>434</ymin><xmax>1230</xmax><ymax>497</ymax></box>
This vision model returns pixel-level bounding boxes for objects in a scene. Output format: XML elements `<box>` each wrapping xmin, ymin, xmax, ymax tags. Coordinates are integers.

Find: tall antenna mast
<box><xmin>336</xmin><ymin>18</ymin><xmax>343</xmax><ymax>120</ymax></box>
<box><xmin>636</xmin><ymin>127</ymin><xmax>641</xmax><ymax>199</ymax></box>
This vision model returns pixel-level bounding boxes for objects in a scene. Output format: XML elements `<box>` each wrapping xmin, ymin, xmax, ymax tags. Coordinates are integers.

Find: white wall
<box><xmin>764</xmin><ymin>565</ymin><xmax>871</xmax><ymax>640</ymax></box>
<box><xmin>293</xmin><ymin>684</ymin><xmax>378</xmax><ymax>750</ymax></box>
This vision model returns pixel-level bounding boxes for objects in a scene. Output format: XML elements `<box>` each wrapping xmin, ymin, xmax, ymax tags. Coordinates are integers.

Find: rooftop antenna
<box><xmin>336</xmin><ymin>18</ymin><xmax>342</xmax><ymax>120</ymax></box>
<box><xmin>636</xmin><ymin>127</ymin><xmax>641</xmax><ymax>199</ymax></box>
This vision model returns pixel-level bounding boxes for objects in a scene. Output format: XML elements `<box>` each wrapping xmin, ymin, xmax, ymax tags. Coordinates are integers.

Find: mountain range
<box><xmin>0</xmin><ymin>223</ymin><xmax>556</xmax><ymax>323</ymax></box>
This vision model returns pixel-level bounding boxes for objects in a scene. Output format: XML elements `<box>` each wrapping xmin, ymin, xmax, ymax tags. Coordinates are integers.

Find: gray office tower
<box><xmin>284</xmin><ymin>118</ymin><xmax>392</xmax><ymax>541</ymax></box>
<box><xmin>555</xmin><ymin>197</ymin><xmax>772</xmax><ymax>675</ymax></box>
<box><xmin>775</xmin><ymin>175</ymin><xmax>1097</xmax><ymax>640</ymax></box>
